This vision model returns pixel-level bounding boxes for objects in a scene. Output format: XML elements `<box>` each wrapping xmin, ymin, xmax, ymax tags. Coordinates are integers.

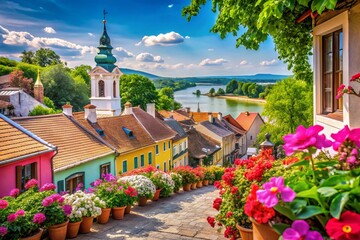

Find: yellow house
<box><xmin>73</xmin><ymin>107</ymin><xmax>156</xmax><ymax>174</ymax></box>
<box><xmin>125</xmin><ymin>104</ymin><xmax>177</xmax><ymax>172</ymax></box>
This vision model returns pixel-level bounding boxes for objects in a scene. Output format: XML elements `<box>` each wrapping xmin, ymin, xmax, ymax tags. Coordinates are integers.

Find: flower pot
<box><xmin>97</xmin><ymin>208</ymin><xmax>111</xmax><ymax>224</ymax></box>
<box><xmin>191</xmin><ymin>182</ymin><xmax>197</xmax><ymax>190</ymax></box>
<box><xmin>197</xmin><ymin>181</ymin><xmax>203</xmax><ymax>188</ymax></box>
<box><xmin>249</xmin><ymin>217</ymin><xmax>279</xmax><ymax>240</ymax></box>
<box><xmin>112</xmin><ymin>206</ymin><xmax>126</xmax><ymax>220</ymax></box>
<box><xmin>138</xmin><ymin>197</ymin><xmax>148</xmax><ymax>206</ymax></box>
<box><xmin>79</xmin><ymin>216</ymin><xmax>94</xmax><ymax>234</ymax></box>
<box><xmin>236</xmin><ymin>223</ymin><xmax>253</xmax><ymax>240</ymax></box>
<box><xmin>125</xmin><ymin>204</ymin><xmax>132</xmax><ymax>214</ymax></box>
<box><xmin>48</xmin><ymin>220</ymin><xmax>68</xmax><ymax>240</ymax></box>
<box><xmin>21</xmin><ymin>229</ymin><xmax>43</xmax><ymax>240</ymax></box>
<box><xmin>203</xmin><ymin>180</ymin><xmax>209</xmax><ymax>186</ymax></box>
<box><xmin>183</xmin><ymin>183</ymin><xmax>191</xmax><ymax>191</ymax></box>
<box><xmin>152</xmin><ymin>189</ymin><xmax>161</xmax><ymax>201</ymax></box>
<box><xmin>66</xmin><ymin>220</ymin><xmax>82</xmax><ymax>239</ymax></box>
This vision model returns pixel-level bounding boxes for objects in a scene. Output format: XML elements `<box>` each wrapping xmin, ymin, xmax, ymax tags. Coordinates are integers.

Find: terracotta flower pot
<box><xmin>112</xmin><ymin>206</ymin><xmax>126</xmax><ymax>220</ymax></box>
<box><xmin>79</xmin><ymin>216</ymin><xmax>94</xmax><ymax>234</ymax></box>
<box><xmin>191</xmin><ymin>182</ymin><xmax>197</xmax><ymax>190</ymax></box>
<box><xmin>152</xmin><ymin>189</ymin><xmax>161</xmax><ymax>201</ymax></box>
<box><xmin>236</xmin><ymin>223</ymin><xmax>253</xmax><ymax>240</ymax></box>
<box><xmin>183</xmin><ymin>183</ymin><xmax>191</xmax><ymax>191</ymax></box>
<box><xmin>66</xmin><ymin>220</ymin><xmax>82</xmax><ymax>239</ymax></box>
<box><xmin>138</xmin><ymin>197</ymin><xmax>148</xmax><ymax>206</ymax></box>
<box><xmin>249</xmin><ymin>217</ymin><xmax>279</xmax><ymax>240</ymax></box>
<box><xmin>48</xmin><ymin>220</ymin><xmax>68</xmax><ymax>240</ymax></box>
<box><xmin>197</xmin><ymin>181</ymin><xmax>203</xmax><ymax>188</ymax></box>
<box><xmin>97</xmin><ymin>208</ymin><xmax>111</xmax><ymax>224</ymax></box>
<box><xmin>21</xmin><ymin>229</ymin><xmax>43</xmax><ymax>240</ymax></box>
<box><xmin>203</xmin><ymin>180</ymin><xmax>209</xmax><ymax>186</ymax></box>
<box><xmin>125</xmin><ymin>204</ymin><xmax>132</xmax><ymax>214</ymax></box>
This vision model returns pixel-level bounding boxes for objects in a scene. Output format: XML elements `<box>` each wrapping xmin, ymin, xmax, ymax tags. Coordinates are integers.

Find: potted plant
<box><xmin>193</xmin><ymin>166</ymin><xmax>205</xmax><ymax>188</ymax></box>
<box><xmin>150</xmin><ymin>171</ymin><xmax>175</xmax><ymax>199</ymax></box>
<box><xmin>124</xmin><ymin>184</ymin><xmax>138</xmax><ymax>214</ymax></box>
<box><xmin>172</xmin><ymin>166</ymin><xmax>196</xmax><ymax>191</ymax></box>
<box><xmin>119</xmin><ymin>175</ymin><xmax>156</xmax><ymax>206</ymax></box>
<box><xmin>170</xmin><ymin>172</ymin><xmax>182</xmax><ymax>193</ymax></box>
<box><xmin>203</xmin><ymin>167</ymin><xmax>215</xmax><ymax>186</ymax></box>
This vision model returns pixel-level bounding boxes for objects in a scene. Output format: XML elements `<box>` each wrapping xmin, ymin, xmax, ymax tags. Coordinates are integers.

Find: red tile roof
<box><xmin>235</xmin><ymin>112</ymin><xmax>263</xmax><ymax>131</ymax></box>
<box><xmin>223</xmin><ymin>115</ymin><xmax>246</xmax><ymax>133</ymax></box>
<box><xmin>158</xmin><ymin>110</ymin><xmax>191</xmax><ymax>122</ymax></box>
<box><xmin>189</xmin><ymin>112</ymin><xmax>219</xmax><ymax>123</ymax></box>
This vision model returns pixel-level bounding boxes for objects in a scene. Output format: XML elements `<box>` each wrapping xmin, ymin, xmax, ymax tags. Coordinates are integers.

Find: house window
<box><xmin>156</xmin><ymin>165</ymin><xmax>160</xmax><ymax>169</ymax></box>
<box><xmin>164</xmin><ymin>162</ymin><xmax>167</xmax><ymax>172</ymax></box>
<box><xmin>98</xmin><ymin>80</ymin><xmax>105</xmax><ymax>97</ymax></box>
<box><xmin>100</xmin><ymin>163</ymin><xmax>111</xmax><ymax>177</ymax></box>
<box><xmin>163</xmin><ymin>142</ymin><xmax>166</xmax><ymax>151</ymax></box>
<box><xmin>179</xmin><ymin>144</ymin><xmax>182</xmax><ymax>152</ymax></box>
<box><xmin>122</xmin><ymin>160</ymin><xmax>128</xmax><ymax>173</ymax></box>
<box><xmin>148</xmin><ymin>152</ymin><xmax>152</xmax><ymax>164</ymax></box>
<box><xmin>16</xmin><ymin>162</ymin><xmax>37</xmax><ymax>191</ymax></box>
<box><xmin>65</xmin><ymin>172</ymin><xmax>84</xmax><ymax>194</ymax></box>
<box><xmin>184</xmin><ymin>140</ymin><xmax>187</xmax><ymax>149</ymax></box>
<box><xmin>173</xmin><ymin>146</ymin><xmax>176</xmax><ymax>156</ymax></box>
<box><xmin>322</xmin><ymin>29</ymin><xmax>343</xmax><ymax>113</ymax></box>
<box><xmin>134</xmin><ymin>157</ymin><xmax>138</xmax><ymax>169</ymax></box>
<box><xmin>168</xmin><ymin>160</ymin><xmax>171</xmax><ymax>171</ymax></box>
<box><xmin>168</xmin><ymin>141</ymin><xmax>170</xmax><ymax>149</ymax></box>
<box><xmin>113</xmin><ymin>81</ymin><xmax>116</xmax><ymax>97</ymax></box>
<box><xmin>156</xmin><ymin>145</ymin><xmax>159</xmax><ymax>155</ymax></box>
<box><xmin>140</xmin><ymin>154</ymin><xmax>145</xmax><ymax>167</ymax></box>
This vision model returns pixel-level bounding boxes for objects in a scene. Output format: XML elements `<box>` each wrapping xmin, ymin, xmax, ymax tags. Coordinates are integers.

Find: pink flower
<box><xmin>62</xmin><ymin>205</ymin><xmax>72</xmax><ymax>215</ymax></box>
<box><xmin>91</xmin><ymin>179</ymin><xmax>103</xmax><ymax>187</ymax></box>
<box><xmin>75</xmin><ymin>183</ymin><xmax>83</xmax><ymax>191</ymax></box>
<box><xmin>15</xmin><ymin>209</ymin><xmax>25</xmax><ymax>216</ymax></box>
<box><xmin>84</xmin><ymin>188</ymin><xmax>94</xmax><ymax>193</ymax></box>
<box><xmin>33</xmin><ymin>213</ymin><xmax>46</xmax><ymax>224</ymax></box>
<box><xmin>39</xmin><ymin>183</ymin><xmax>56</xmax><ymax>192</ymax></box>
<box><xmin>7</xmin><ymin>213</ymin><xmax>17</xmax><ymax>222</ymax></box>
<box><xmin>102</xmin><ymin>173</ymin><xmax>116</xmax><ymax>182</ymax></box>
<box><xmin>9</xmin><ymin>188</ymin><xmax>20</xmax><ymax>198</ymax></box>
<box><xmin>0</xmin><ymin>200</ymin><xmax>8</xmax><ymax>209</ymax></box>
<box><xmin>283</xmin><ymin>125</ymin><xmax>332</xmax><ymax>155</ymax></box>
<box><xmin>336</xmin><ymin>84</ymin><xmax>346</xmax><ymax>99</ymax></box>
<box><xmin>331</xmin><ymin>125</ymin><xmax>360</xmax><ymax>151</ymax></box>
<box><xmin>283</xmin><ymin>220</ymin><xmax>323</xmax><ymax>240</ymax></box>
<box><xmin>0</xmin><ymin>226</ymin><xmax>7</xmax><ymax>236</ymax></box>
<box><xmin>24</xmin><ymin>179</ymin><xmax>38</xmax><ymax>190</ymax></box>
<box><xmin>350</xmin><ymin>72</ymin><xmax>360</xmax><ymax>82</ymax></box>
<box><xmin>257</xmin><ymin>177</ymin><xmax>296</xmax><ymax>208</ymax></box>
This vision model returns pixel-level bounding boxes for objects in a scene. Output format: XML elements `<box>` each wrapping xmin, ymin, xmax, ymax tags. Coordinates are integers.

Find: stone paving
<box><xmin>77</xmin><ymin>186</ymin><xmax>226</xmax><ymax>240</ymax></box>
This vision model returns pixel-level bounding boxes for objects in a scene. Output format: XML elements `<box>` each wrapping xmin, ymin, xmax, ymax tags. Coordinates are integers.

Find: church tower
<box><xmin>34</xmin><ymin>69</ymin><xmax>44</xmax><ymax>103</ymax></box>
<box><xmin>89</xmin><ymin>11</ymin><xmax>122</xmax><ymax>116</ymax></box>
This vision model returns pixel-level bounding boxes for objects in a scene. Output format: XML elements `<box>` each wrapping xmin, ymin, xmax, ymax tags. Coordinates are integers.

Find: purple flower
<box><xmin>0</xmin><ymin>226</ymin><xmax>7</xmax><ymax>236</ymax></box>
<box><xmin>283</xmin><ymin>125</ymin><xmax>332</xmax><ymax>156</ymax></box>
<box><xmin>24</xmin><ymin>179</ymin><xmax>38</xmax><ymax>190</ymax></box>
<box><xmin>60</xmin><ymin>191</ymin><xmax>67</xmax><ymax>196</ymax></box>
<box><xmin>257</xmin><ymin>177</ymin><xmax>296</xmax><ymax>208</ymax></box>
<box><xmin>283</xmin><ymin>220</ymin><xmax>323</xmax><ymax>240</ymax></box>
<box><xmin>75</xmin><ymin>183</ymin><xmax>83</xmax><ymax>191</ymax></box>
<box><xmin>33</xmin><ymin>213</ymin><xmax>46</xmax><ymax>224</ymax></box>
<box><xmin>9</xmin><ymin>188</ymin><xmax>20</xmax><ymax>198</ymax></box>
<box><xmin>102</xmin><ymin>173</ymin><xmax>116</xmax><ymax>182</ymax></box>
<box><xmin>39</xmin><ymin>183</ymin><xmax>56</xmax><ymax>192</ymax></box>
<box><xmin>7</xmin><ymin>213</ymin><xmax>17</xmax><ymax>223</ymax></box>
<box><xmin>0</xmin><ymin>200</ymin><xmax>8</xmax><ymax>209</ymax></box>
<box><xmin>84</xmin><ymin>187</ymin><xmax>94</xmax><ymax>193</ymax></box>
<box><xmin>331</xmin><ymin>125</ymin><xmax>360</xmax><ymax>151</ymax></box>
<box><xmin>62</xmin><ymin>205</ymin><xmax>72</xmax><ymax>215</ymax></box>
<box><xmin>15</xmin><ymin>209</ymin><xmax>25</xmax><ymax>216</ymax></box>
<box><xmin>92</xmin><ymin>179</ymin><xmax>103</xmax><ymax>187</ymax></box>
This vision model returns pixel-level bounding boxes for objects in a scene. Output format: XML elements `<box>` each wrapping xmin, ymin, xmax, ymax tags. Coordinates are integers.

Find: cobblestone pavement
<box><xmin>77</xmin><ymin>185</ymin><xmax>226</xmax><ymax>240</ymax></box>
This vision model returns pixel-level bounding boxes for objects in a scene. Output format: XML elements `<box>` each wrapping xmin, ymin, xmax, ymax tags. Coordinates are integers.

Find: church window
<box><xmin>113</xmin><ymin>81</ymin><xmax>116</xmax><ymax>97</ymax></box>
<box><xmin>98</xmin><ymin>80</ymin><xmax>105</xmax><ymax>97</ymax></box>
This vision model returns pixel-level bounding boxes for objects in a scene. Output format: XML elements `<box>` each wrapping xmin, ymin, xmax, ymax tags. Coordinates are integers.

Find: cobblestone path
<box><xmin>77</xmin><ymin>186</ymin><xmax>226</xmax><ymax>240</ymax></box>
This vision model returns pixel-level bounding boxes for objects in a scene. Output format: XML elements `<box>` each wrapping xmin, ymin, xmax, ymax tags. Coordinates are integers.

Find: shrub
<box><xmin>170</xmin><ymin>173</ymin><xmax>182</xmax><ymax>192</ymax></box>
<box><xmin>119</xmin><ymin>175</ymin><xmax>156</xmax><ymax>199</ymax></box>
<box><xmin>172</xmin><ymin>166</ymin><xmax>196</xmax><ymax>185</ymax></box>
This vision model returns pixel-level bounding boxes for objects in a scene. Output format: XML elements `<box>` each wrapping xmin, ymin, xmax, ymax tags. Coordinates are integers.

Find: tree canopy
<box><xmin>21</xmin><ymin>48</ymin><xmax>62</xmax><ymax>67</ymax></box>
<box><xmin>9</xmin><ymin>70</ymin><xmax>33</xmax><ymax>94</ymax></box>
<box><xmin>182</xmin><ymin>0</ymin><xmax>339</xmax><ymax>82</ymax></box>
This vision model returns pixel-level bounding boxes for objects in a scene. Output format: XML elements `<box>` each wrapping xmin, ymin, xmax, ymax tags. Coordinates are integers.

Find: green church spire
<box><xmin>94</xmin><ymin>10</ymin><xmax>117</xmax><ymax>72</ymax></box>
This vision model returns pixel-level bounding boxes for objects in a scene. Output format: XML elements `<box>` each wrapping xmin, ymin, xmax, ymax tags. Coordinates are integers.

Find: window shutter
<box><xmin>31</xmin><ymin>162</ymin><xmax>38</xmax><ymax>179</ymax></box>
<box><xmin>57</xmin><ymin>180</ymin><xmax>64</xmax><ymax>193</ymax></box>
<box><xmin>16</xmin><ymin>166</ymin><xmax>22</xmax><ymax>190</ymax></box>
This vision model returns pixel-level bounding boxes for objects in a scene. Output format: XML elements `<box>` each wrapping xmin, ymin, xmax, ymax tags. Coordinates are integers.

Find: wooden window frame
<box><xmin>65</xmin><ymin>172</ymin><xmax>84</xmax><ymax>194</ymax></box>
<box><xmin>100</xmin><ymin>162</ymin><xmax>111</xmax><ymax>177</ymax></box>
<box><xmin>140</xmin><ymin>154</ymin><xmax>145</xmax><ymax>167</ymax></box>
<box><xmin>16</xmin><ymin>162</ymin><xmax>38</xmax><ymax>191</ymax></box>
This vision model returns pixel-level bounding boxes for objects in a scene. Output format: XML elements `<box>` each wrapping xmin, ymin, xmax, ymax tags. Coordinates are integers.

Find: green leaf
<box><xmin>290</xmin><ymin>159</ymin><xmax>310</xmax><ymax>168</ymax></box>
<box><xmin>315</xmin><ymin>161</ymin><xmax>338</xmax><ymax>168</ymax></box>
<box><xmin>274</xmin><ymin>204</ymin><xmax>296</xmax><ymax>221</ymax></box>
<box><xmin>330</xmin><ymin>192</ymin><xmax>350</xmax><ymax>219</ymax></box>
<box><xmin>311</xmin><ymin>0</ymin><xmax>337</xmax><ymax>14</ymax></box>
<box><xmin>297</xmin><ymin>206</ymin><xmax>325</xmax><ymax>219</ymax></box>
<box><xmin>289</xmin><ymin>199</ymin><xmax>307</xmax><ymax>214</ymax></box>
<box><xmin>350</xmin><ymin>186</ymin><xmax>360</xmax><ymax>195</ymax></box>
<box><xmin>292</xmin><ymin>181</ymin><xmax>310</xmax><ymax>193</ymax></box>
<box><xmin>320</xmin><ymin>175</ymin><xmax>351</xmax><ymax>187</ymax></box>
<box><xmin>296</xmin><ymin>186</ymin><xmax>319</xmax><ymax>201</ymax></box>
<box><xmin>318</xmin><ymin>187</ymin><xmax>338</xmax><ymax>197</ymax></box>
<box><xmin>271</xmin><ymin>223</ymin><xmax>290</xmax><ymax>235</ymax></box>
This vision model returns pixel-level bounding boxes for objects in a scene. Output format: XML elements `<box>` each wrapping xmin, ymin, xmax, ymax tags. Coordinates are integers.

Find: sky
<box><xmin>0</xmin><ymin>0</ymin><xmax>292</xmax><ymax>77</ymax></box>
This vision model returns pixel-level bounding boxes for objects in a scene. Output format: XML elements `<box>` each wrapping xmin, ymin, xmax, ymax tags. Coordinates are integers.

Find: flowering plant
<box><xmin>207</xmin><ymin>165</ymin><xmax>225</xmax><ymax>181</ymax></box>
<box><xmin>151</xmin><ymin>171</ymin><xmax>175</xmax><ymax>197</ymax></box>
<box><xmin>41</xmin><ymin>193</ymin><xmax>72</xmax><ymax>227</ymax></box>
<box><xmin>193</xmin><ymin>166</ymin><xmax>205</xmax><ymax>181</ymax></box>
<box><xmin>119</xmin><ymin>175</ymin><xmax>156</xmax><ymax>199</ymax></box>
<box><xmin>336</xmin><ymin>73</ymin><xmax>360</xmax><ymax>99</ymax></box>
<box><xmin>170</xmin><ymin>172</ymin><xmax>182</xmax><ymax>192</ymax></box>
<box><xmin>204</xmin><ymin>168</ymin><xmax>216</xmax><ymax>182</ymax></box>
<box><xmin>172</xmin><ymin>166</ymin><xmax>196</xmax><ymax>185</ymax></box>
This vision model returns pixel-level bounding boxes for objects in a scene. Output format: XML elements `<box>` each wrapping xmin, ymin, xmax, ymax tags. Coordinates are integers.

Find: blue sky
<box><xmin>0</xmin><ymin>0</ymin><xmax>292</xmax><ymax>77</ymax></box>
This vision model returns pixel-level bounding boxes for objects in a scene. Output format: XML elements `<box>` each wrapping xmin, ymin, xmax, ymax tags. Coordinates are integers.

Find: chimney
<box><xmin>34</xmin><ymin>69</ymin><xmax>44</xmax><ymax>103</ymax></box>
<box><xmin>146</xmin><ymin>103</ymin><xmax>155</xmax><ymax>118</ymax></box>
<box><xmin>84</xmin><ymin>104</ymin><xmax>97</xmax><ymax>123</ymax></box>
<box><xmin>62</xmin><ymin>103</ymin><xmax>73</xmax><ymax>116</ymax></box>
<box><xmin>208</xmin><ymin>112</ymin><xmax>214</xmax><ymax>123</ymax></box>
<box><xmin>245</xmin><ymin>111</ymin><xmax>250</xmax><ymax>116</ymax></box>
<box><xmin>185</xmin><ymin>107</ymin><xmax>190</xmax><ymax>113</ymax></box>
<box><xmin>218</xmin><ymin>112</ymin><xmax>222</xmax><ymax>121</ymax></box>
<box><xmin>123</xmin><ymin>102</ymin><xmax>133</xmax><ymax>115</ymax></box>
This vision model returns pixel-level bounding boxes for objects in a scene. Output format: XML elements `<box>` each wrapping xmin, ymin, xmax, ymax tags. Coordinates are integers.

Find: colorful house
<box><xmin>13</xmin><ymin>105</ymin><xmax>116</xmax><ymax>193</ymax></box>
<box><xmin>123</xmin><ymin>103</ymin><xmax>177</xmax><ymax>172</ymax></box>
<box><xmin>73</xmin><ymin>103</ymin><xmax>156</xmax><ymax>175</ymax></box>
<box><xmin>235</xmin><ymin>111</ymin><xmax>264</xmax><ymax>148</ymax></box>
<box><xmin>0</xmin><ymin>114</ymin><xmax>56</xmax><ymax>197</ymax></box>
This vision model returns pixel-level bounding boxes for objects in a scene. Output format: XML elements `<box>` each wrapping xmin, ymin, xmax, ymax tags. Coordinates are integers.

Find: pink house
<box><xmin>0</xmin><ymin>114</ymin><xmax>57</xmax><ymax>197</ymax></box>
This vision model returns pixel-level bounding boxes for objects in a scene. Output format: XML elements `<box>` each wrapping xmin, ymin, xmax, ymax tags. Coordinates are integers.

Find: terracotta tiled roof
<box><xmin>223</xmin><ymin>115</ymin><xmax>246</xmax><ymax>131</ymax></box>
<box><xmin>158</xmin><ymin>110</ymin><xmax>191</xmax><ymax>122</ymax></box>
<box><xmin>13</xmin><ymin>114</ymin><xmax>114</xmax><ymax>172</ymax></box>
<box><xmin>189</xmin><ymin>112</ymin><xmax>219</xmax><ymax>123</ymax></box>
<box><xmin>199</xmin><ymin>119</ymin><xmax>233</xmax><ymax>138</ymax></box>
<box><xmin>235</xmin><ymin>112</ymin><xmax>264</xmax><ymax>131</ymax></box>
<box><xmin>73</xmin><ymin>113</ymin><xmax>155</xmax><ymax>154</ymax></box>
<box><xmin>187</xmin><ymin>128</ymin><xmax>221</xmax><ymax>159</ymax></box>
<box><xmin>222</xmin><ymin>115</ymin><xmax>246</xmax><ymax>135</ymax></box>
<box><xmin>0</xmin><ymin>114</ymin><xmax>55</xmax><ymax>163</ymax></box>
<box><xmin>131</xmin><ymin>107</ymin><xmax>177</xmax><ymax>141</ymax></box>
<box><xmin>163</xmin><ymin>118</ymin><xmax>187</xmax><ymax>142</ymax></box>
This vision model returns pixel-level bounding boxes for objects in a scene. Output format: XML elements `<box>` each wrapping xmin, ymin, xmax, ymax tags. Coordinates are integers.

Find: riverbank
<box><xmin>200</xmin><ymin>93</ymin><xmax>266</xmax><ymax>104</ymax></box>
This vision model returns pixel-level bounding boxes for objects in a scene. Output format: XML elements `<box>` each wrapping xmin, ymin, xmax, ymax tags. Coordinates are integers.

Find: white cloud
<box><xmin>185</xmin><ymin>36</ymin><xmax>190</xmax><ymax>39</ymax></box>
<box><xmin>239</xmin><ymin>60</ymin><xmax>248</xmax><ymax>65</ymax></box>
<box><xmin>0</xmin><ymin>25</ymin><xmax>97</xmax><ymax>55</ymax></box>
<box><xmin>199</xmin><ymin>58</ymin><xmax>228</xmax><ymax>66</ymax></box>
<box><xmin>260</xmin><ymin>59</ymin><xmax>277</xmax><ymax>66</ymax></box>
<box><xmin>136</xmin><ymin>52</ymin><xmax>164</xmax><ymax>63</ymax></box>
<box><xmin>168</xmin><ymin>4</ymin><xmax>174</xmax><ymax>8</ymax></box>
<box><xmin>43</xmin><ymin>27</ymin><xmax>56</xmax><ymax>34</ymax></box>
<box><xmin>136</xmin><ymin>31</ymin><xmax>185</xmax><ymax>46</ymax></box>
<box><xmin>88</xmin><ymin>33</ymin><xmax>94</xmax><ymax>37</ymax></box>
<box><xmin>114</xmin><ymin>47</ymin><xmax>134</xmax><ymax>58</ymax></box>
<box><xmin>208</xmin><ymin>48</ymin><xmax>214</xmax><ymax>51</ymax></box>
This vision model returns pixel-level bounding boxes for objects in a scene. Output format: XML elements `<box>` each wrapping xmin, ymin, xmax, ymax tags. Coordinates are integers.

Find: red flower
<box><xmin>224</xmin><ymin>226</ymin><xmax>237</xmax><ymax>239</ymax></box>
<box><xmin>222</xmin><ymin>168</ymin><xmax>236</xmax><ymax>186</ymax></box>
<box><xmin>350</xmin><ymin>72</ymin><xmax>360</xmax><ymax>82</ymax></box>
<box><xmin>230</xmin><ymin>186</ymin><xmax>238</xmax><ymax>194</ymax></box>
<box><xmin>234</xmin><ymin>159</ymin><xmax>241</xmax><ymax>165</ymax></box>
<box><xmin>214</xmin><ymin>181</ymin><xmax>222</xmax><ymax>189</ymax></box>
<box><xmin>326</xmin><ymin>211</ymin><xmax>360</xmax><ymax>240</ymax></box>
<box><xmin>213</xmin><ymin>198</ymin><xmax>222</xmax><ymax>211</ymax></box>
<box><xmin>207</xmin><ymin>216</ymin><xmax>215</xmax><ymax>228</ymax></box>
<box><xmin>226</xmin><ymin>211</ymin><xmax>233</xmax><ymax>218</ymax></box>
<box><xmin>125</xmin><ymin>186</ymin><xmax>138</xmax><ymax>197</ymax></box>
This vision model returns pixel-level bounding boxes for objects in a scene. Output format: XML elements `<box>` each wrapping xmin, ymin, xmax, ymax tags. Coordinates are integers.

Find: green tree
<box><xmin>241</xmin><ymin>82</ymin><xmax>251</xmax><ymax>96</ymax></box>
<box><xmin>158</xmin><ymin>87</ymin><xmax>174</xmax><ymax>99</ymax></box>
<box><xmin>20</xmin><ymin>50</ymin><xmax>35</xmax><ymax>64</ymax></box>
<box><xmin>120</xmin><ymin>74</ymin><xmax>158</xmax><ymax>110</ymax></box>
<box><xmin>28</xmin><ymin>105</ymin><xmax>60</xmax><ymax>116</ymax></box>
<box><xmin>9</xmin><ymin>70</ymin><xmax>33</xmax><ymax>94</ymax></box>
<box><xmin>33</xmin><ymin>48</ymin><xmax>61</xmax><ymax>67</ymax></box>
<box><xmin>43</xmin><ymin>96</ymin><xmax>56</xmax><ymax>109</ymax></box>
<box><xmin>0</xmin><ymin>57</ymin><xmax>17</xmax><ymax>67</ymax></box>
<box><xmin>225</xmin><ymin>79</ymin><xmax>238</xmax><ymax>93</ymax></box>
<box><xmin>182</xmin><ymin>0</ymin><xmax>339</xmax><ymax>82</ymax></box>
<box><xmin>15</xmin><ymin>62</ymin><xmax>40</xmax><ymax>81</ymax></box>
<box><xmin>195</xmin><ymin>89</ymin><xmax>201</xmax><ymax>96</ymax></box>
<box><xmin>217</xmin><ymin>88</ymin><xmax>225</xmax><ymax>95</ymax></box>
<box><xmin>71</xmin><ymin>65</ymin><xmax>92</xmax><ymax>86</ymax></box>
<box><xmin>209</xmin><ymin>87</ymin><xmax>215</xmax><ymax>96</ymax></box>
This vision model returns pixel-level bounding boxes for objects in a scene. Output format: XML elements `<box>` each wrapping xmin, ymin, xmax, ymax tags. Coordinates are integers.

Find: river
<box><xmin>174</xmin><ymin>85</ymin><xmax>265</xmax><ymax>118</ymax></box>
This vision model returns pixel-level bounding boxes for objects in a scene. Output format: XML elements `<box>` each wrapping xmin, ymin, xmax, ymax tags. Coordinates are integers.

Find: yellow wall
<box><xmin>154</xmin><ymin>139</ymin><xmax>172</xmax><ymax>172</ymax></box>
<box><xmin>116</xmin><ymin>145</ymin><xmax>156</xmax><ymax>175</ymax></box>
<box><xmin>172</xmin><ymin>137</ymin><xmax>189</xmax><ymax>167</ymax></box>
